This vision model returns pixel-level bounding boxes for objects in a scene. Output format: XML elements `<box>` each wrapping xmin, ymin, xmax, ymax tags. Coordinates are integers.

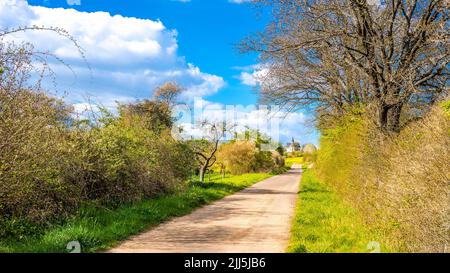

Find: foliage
<box><xmin>217</xmin><ymin>141</ymin><xmax>257</xmax><ymax>175</ymax></box>
<box><xmin>0</xmin><ymin>43</ymin><xmax>195</xmax><ymax>238</ymax></box>
<box><xmin>315</xmin><ymin>104</ymin><xmax>450</xmax><ymax>252</ymax></box>
<box><xmin>0</xmin><ymin>88</ymin><xmax>76</xmax><ymax>237</ymax></box>
<box><xmin>152</xmin><ymin>81</ymin><xmax>183</xmax><ymax>106</ymax></box>
<box><xmin>0</xmin><ymin>93</ymin><xmax>195</xmax><ymax>238</ymax></box>
<box><xmin>66</xmin><ymin>115</ymin><xmax>194</xmax><ymax>205</ymax></box>
<box><xmin>120</xmin><ymin>100</ymin><xmax>173</xmax><ymax>133</ymax></box>
<box><xmin>215</xmin><ymin>140</ymin><xmax>285</xmax><ymax>175</ymax></box>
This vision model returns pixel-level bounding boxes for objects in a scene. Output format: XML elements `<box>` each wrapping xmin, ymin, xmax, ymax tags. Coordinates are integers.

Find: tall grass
<box><xmin>315</xmin><ymin>103</ymin><xmax>450</xmax><ymax>252</ymax></box>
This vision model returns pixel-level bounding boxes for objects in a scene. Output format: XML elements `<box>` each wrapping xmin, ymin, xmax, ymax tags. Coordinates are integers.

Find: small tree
<box><xmin>121</xmin><ymin>81</ymin><xmax>184</xmax><ymax>133</ymax></box>
<box><xmin>275</xmin><ymin>143</ymin><xmax>285</xmax><ymax>156</ymax></box>
<box><xmin>189</xmin><ymin>121</ymin><xmax>234</xmax><ymax>183</ymax></box>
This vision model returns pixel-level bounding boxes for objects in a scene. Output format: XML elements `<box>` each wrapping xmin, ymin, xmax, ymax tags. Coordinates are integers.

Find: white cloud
<box><xmin>235</xmin><ymin>65</ymin><xmax>268</xmax><ymax>86</ymax></box>
<box><xmin>239</xmin><ymin>72</ymin><xmax>258</xmax><ymax>86</ymax></box>
<box><xmin>0</xmin><ymin>0</ymin><xmax>224</xmax><ymax>107</ymax></box>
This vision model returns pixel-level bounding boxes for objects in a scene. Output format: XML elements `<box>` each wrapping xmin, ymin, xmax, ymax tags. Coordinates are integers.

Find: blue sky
<box><xmin>27</xmin><ymin>0</ymin><xmax>266</xmax><ymax>105</ymax></box>
<box><xmin>1</xmin><ymin>0</ymin><xmax>319</xmax><ymax>145</ymax></box>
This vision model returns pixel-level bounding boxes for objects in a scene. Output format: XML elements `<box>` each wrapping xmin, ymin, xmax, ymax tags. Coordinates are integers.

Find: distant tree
<box><xmin>153</xmin><ymin>81</ymin><xmax>183</xmax><ymax>107</ymax></box>
<box><xmin>120</xmin><ymin>82</ymin><xmax>185</xmax><ymax>132</ymax></box>
<box><xmin>241</xmin><ymin>0</ymin><xmax>449</xmax><ymax>133</ymax></box>
<box><xmin>276</xmin><ymin>142</ymin><xmax>285</xmax><ymax>156</ymax></box>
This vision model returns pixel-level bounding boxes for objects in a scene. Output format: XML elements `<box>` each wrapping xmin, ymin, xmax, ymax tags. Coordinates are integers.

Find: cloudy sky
<box><xmin>0</xmin><ymin>0</ymin><xmax>319</xmax><ymax>145</ymax></box>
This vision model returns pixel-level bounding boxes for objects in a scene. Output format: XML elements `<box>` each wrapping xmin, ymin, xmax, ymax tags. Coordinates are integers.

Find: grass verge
<box><xmin>287</xmin><ymin>169</ymin><xmax>392</xmax><ymax>253</ymax></box>
<box><xmin>0</xmin><ymin>172</ymin><xmax>272</xmax><ymax>253</ymax></box>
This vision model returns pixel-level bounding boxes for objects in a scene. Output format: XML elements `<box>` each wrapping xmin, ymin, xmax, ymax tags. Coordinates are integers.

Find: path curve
<box><xmin>108</xmin><ymin>165</ymin><xmax>302</xmax><ymax>253</ymax></box>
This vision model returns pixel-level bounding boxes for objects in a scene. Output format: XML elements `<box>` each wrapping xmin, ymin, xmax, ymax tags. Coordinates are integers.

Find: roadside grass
<box><xmin>287</xmin><ymin>169</ymin><xmax>392</xmax><ymax>253</ymax></box>
<box><xmin>285</xmin><ymin>157</ymin><xmax>303</xmax><ymax>167</ymax></box>
<box><xmin>0</xmin><ymin>172</ymin><xmax>272</xmax><ymax>253</ymax></box>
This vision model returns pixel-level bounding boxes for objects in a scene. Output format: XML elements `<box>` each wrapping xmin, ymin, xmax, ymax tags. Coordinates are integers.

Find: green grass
<box><xmin>0</xmin><ymin>172</ymin><xmax>272</xmax><ymax>253</ymax></box>
<box><xmin>285</xmin><ymin>157</ymin><xmax>303</xmax><ymax>167</ymax></box>
<box><xmin>287</xmin><ymin>169</ymin><xmax>390</xmax><ymax>253</ymax></box>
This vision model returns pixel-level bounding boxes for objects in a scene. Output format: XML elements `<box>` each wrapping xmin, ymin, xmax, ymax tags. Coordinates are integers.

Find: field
<box><xmin>285</xmin><ymin>157</ymin><xmax>303</xmax><ymax>167</ymax></box>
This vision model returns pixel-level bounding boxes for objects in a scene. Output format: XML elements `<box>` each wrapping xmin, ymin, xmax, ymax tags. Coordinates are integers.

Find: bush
<box><xmin>216</xmin><ymin>141</ymin><xmax>257</xmax><ymax>175</ymax></box>
<box><xmin>315</xmin><ymin>104</ymin><xmax>450</xmax><ymax>252</ymax></box>
<box><xmin>216</xmin><ymin>140</ymin><xmax>285</xmax><ymax>175</ymax></box>
<box><xmin>0</xmin><ymin>90</ymin><xmax>195</xmax><ymax>238</ymax></box>
<box><xmin>64</xmin><ymin>116</ymin><xmax>193</xmax><ymax>205</ymax></box>
<box><xmin>0</xmin><ymin>89</ymin><xmax>77</xmax><ymax>236</ymax></box>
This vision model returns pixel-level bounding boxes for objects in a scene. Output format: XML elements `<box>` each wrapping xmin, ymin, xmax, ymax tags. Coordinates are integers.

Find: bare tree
<box><xmin>241</xmin><ymin>0</ymin><xmax>449</xmax><ymax>132</ymax></box>
<box><xmin>189</xmin><ymin>121</ymin><xmax>234</xmax><ymax>183</ymax></box>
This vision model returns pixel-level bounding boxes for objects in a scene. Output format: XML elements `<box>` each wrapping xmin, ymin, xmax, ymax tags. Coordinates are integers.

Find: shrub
<box><xmin>271</xmin><ymin>151</ymin><xmax>285</xmax><ymax>168</ymax></box>
<box><xmin>216</xmin><ymin>141</ymin><xmax>285</xmax><ymax>175</ymax></box>
<box><xmin>63</xmin><ymin>114</ymin><xmax>195</xmax><ymax>205</ymax></box>
<box><xmin>315</xmin><ymin>104</ymin><xmax>450</xmax><ymax>252</ymax></box>
<box><xmin>254</xmin><ymin>150</ymin><xmax>278</xmax><ymax>172</ymax></box>
<box><xmin>0</xmin><ymin>89</ymin><xmax>77</xmax><ymax>236</ymax></box>
<box><xmin>217</xmin><ymin>141</ymin><xmax>257</xmax><ymax>175</ymax></box>
<box><xmin>0</xmin><ymin>91</ymin><xmax>195</xmax><ymax>237</ymax></box>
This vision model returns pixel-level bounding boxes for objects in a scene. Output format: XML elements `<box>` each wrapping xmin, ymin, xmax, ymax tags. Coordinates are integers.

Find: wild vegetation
<box><xmin>244</xmin><ymin>0</ymin><xmax>449</xmax><ymax>252</ymax></box>
<box><xmin>0</xmin><ymin>72</ymin><xmax>195</xmax><ymax>238</ymax></box>
<box><xmin>216</xmin><ymin>137</ymin><xmax>286</xmax><ymax>175</ymax></box>
<box><xmin>316</xmin><ymin>103</ymin><xmax>449</xmax><ymax>252</ymax></box>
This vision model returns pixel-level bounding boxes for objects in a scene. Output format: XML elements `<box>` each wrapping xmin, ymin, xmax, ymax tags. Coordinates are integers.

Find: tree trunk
<box><xmin>379</xmin><ymin>103</ymin><xmax>389</xmax><ymax>132</ymax></box>
<box><xmin>378</xmin><ymin>102</ymin><xmax>403</xmax><ymax>133</ymax></box>
<box><xmin>387</xmin><ymin>103</ymin><xmax>403</xmax><ymax>133</ymax></box>
<box><xmin>199</xmin><ymin>166</ymin><xmax>205</xmax><ymax>183</ymax></box>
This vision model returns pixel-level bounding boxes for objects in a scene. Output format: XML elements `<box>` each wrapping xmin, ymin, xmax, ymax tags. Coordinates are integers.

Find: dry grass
<box><xmin>316</xmin><ymin>103</ymin><xmax>449</xmax><ymax>252</ymax></box>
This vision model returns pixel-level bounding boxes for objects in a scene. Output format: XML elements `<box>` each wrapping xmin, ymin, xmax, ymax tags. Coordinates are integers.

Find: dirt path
<box><xmin>108</xmin><ymin>165</ymin><xmax>302</xmax><ymax>253</ymax></box>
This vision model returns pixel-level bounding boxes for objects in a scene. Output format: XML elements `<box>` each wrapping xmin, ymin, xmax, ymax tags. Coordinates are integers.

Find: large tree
<box><xmin>242</xmin><ymin>0</ymin><xmax>449</xmax><ymax>132</ymax></box>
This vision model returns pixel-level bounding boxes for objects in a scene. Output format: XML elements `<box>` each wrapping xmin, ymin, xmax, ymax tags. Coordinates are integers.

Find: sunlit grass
<box><xmin>287</xmin><ymin>169</ymin><xmax>392</xmax><ymax>253</ymax></box>
<box><xmin>0</xmin><ymin>172</ymin><xmax>272</xmax><ymax>253</ymax></box>
<box><xmin>285</xmin><ymin>157</ymin><xmax>303</xmax><ymax>167</ymax></box>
